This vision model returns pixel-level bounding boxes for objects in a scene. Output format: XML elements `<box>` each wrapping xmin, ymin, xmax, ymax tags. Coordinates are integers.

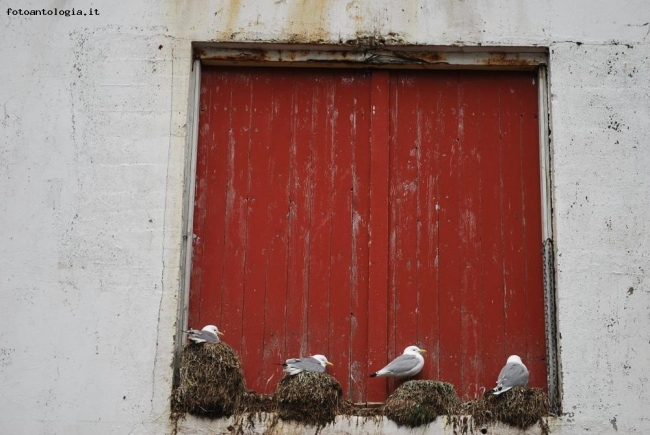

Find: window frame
<box><xmin>174</xmin><ymin>44</ymin><xmax>559</xmax><ymax>413</ymax></box>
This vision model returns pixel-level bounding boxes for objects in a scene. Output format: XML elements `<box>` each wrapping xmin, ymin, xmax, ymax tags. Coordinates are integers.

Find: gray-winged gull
<box><xmin>184</xmin><ymin>325</ymin><xmax>224</xmax><ymax>343</ymax></box>
<box><xmin>492</xmin><ymin>354</ymin><xmax>529</xmax><ymax>395</ymax></box>
<box><xmin>370</xmin><ymin>345</ymin><xmax>426</xmax><ymax>378</ymax></box>
<box><xmin>282</xmin><ymin>354</ymin><xmax>333</xmax><ymax>375</ymax></box>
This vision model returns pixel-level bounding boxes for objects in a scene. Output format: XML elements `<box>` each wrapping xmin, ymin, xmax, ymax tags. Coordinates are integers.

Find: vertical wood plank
<box><xmin>327</xmin><ymin>72</ymin><xmax>354</xmax><ymax>395</ymax></box>
<box><xmin>307</xmin><ymin>72</ymin><xmax>333</xmax><ymax>359</ymax></box>
<box><xmin>457</xmin><ymin>72</ymin><xmax>484</xmax><ymax>399</ymax></box>
<box><xmin>349</xmin><ymin>72</ymin><xmax>371</xmax><ymax>402</ymax></box>
<box><xmin>285</xmin><ymin>70</ymin><xmax>313</xmax><ymax>363</ymax></box>
<box><xmin>389</xmin><ymin>71</ymin><xmax>420</xmax><ymax>382</ymax></box>
<box><xmin>219</xmin><ymin>71</ymin><xmax>252</xmax><ymax>357</ymax></box>
<box><xmin>262</xmin><ymin>69</ymin><xmax>292</xmax><ymax>390</ymax></box>
<box><xmin>203</xmin><ymin>72</ymin><xmax>231</xmax><ymax>330</ymax></box>
<box><xmin>240</xmin><ymin>70</ymin><xmax>270</xmax><ymax>391</ymax></box>
<box><xmin>437</xmin><ymin>72</ymin><xmax>462</xmax><ymax>390</ymax></box>
<box><xmin>480</xmin><ymin>72</ymin><xmax>507</xmax><ymax>387</ymax></box>
<box><xmin>500</xmin><ymin>76</ymin><xmax>528</xmax><ymax>360</ymax></box>
<box><xmin>415</xmin><ymin>74</ymin><xmax>441</xmax><ymax>381</ymax></box>
<box><xmin>368</xmin><ymin>70</ymin><xmax>390</xmax><ymax>402</ymax></box>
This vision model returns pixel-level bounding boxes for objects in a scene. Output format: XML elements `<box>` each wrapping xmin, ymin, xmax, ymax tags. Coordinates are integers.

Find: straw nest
<box><xmin>171</xmin><ymin>342</ymin><xmax>246</xmax><ymax>418</ymax></box>
<box><xmin>275</xmin><ymin>371</ymin><xmax>344</xmax><ymax>427</ymax></box>
<box><xmin>171</xmin><ymin>346</ymin><xmax>550</xmax><ymax>433</ymax></box>
<box><xmin>466</xmin><ymin>387</ymin><xmax>549</xmax><ymax>430</ymax></box>
<box><xmin>383</xmin><ymin>380</ymin><xmax>461</xmax><ymax>428</ymax></box>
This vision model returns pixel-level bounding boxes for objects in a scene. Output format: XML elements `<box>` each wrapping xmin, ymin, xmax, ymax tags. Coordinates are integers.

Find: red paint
<box><xmin>190</xmin><ymin>67</ymin><xmax>546</xmax><ymax>401</ymax></box>
<box><xmin>367</xmin><ymin>70</ymin><xmax>390</xmax><ymax>401</ymax></box>
<box><xmin>458</xmin><ymin>73</ymin><xmax>485</xmax><ymax>398</ymax></box>
<box><xmin>388</xmin><ymin>73</ymin><xmax>421</xmax><ymax>394</ymax></box>
<box><xmin>328</xmin><ymin>72</ymin><xmax>357</xmax><ymax>389</ymax></box>
<box><xmin>414</xmin><ymin>74</ymin><xmax>441</xmax><ymax>383</ymax></box>
<box><xmin>284</xmin><ymin>70</ymin><xmax>314</xmax><ymax>363</ymax></box>
<box><xmin>263</xmin><ymin>70</ymin><xmax>292</xmax><ymax>390</ymax></box>
<box><xmin>237</xmin><ymin>71</ymin><xmax>267</xmax><ymax>391</ymax></box>
<box><xmin>480</xmin><ymin>73</ymin><xmax>508</xmax><ymax>392</ymax></box>
<box><xmin>500</xmin><ymin>75</ymin><xmax>529</xmax><ymax>376</ymax></box>
<box><xmin>349</xmin><ymin>74</ymin><xmax>371</xmax><ymax>403</ymax></box>
<box><xmin>306</xmin><ymin>72</ymin><xmax>333</xmax><ymax>366</ymax></box>
<box><xmin>437</xmin><ymin>72</ymin><xmax>463</xmax><ymax>393</ymax></box>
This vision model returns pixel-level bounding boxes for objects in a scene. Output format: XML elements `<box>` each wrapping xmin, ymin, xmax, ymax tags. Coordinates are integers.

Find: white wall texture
<box><xmin>1</xmin><ymin>1</ymin><xmax>649</xmax><ymax>434</ymax></box>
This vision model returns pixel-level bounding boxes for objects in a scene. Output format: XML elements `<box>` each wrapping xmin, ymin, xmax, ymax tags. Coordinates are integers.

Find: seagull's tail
<box><xmin>283</xmin><ymin>366</ymin><xmax>302</xmax><ymax>376</ymax></box>
<box><xmin>492</xmin><ymin>386</ymin><xmax>511</xmax><ymax>395</ymax></box>
<box><xmin>369</xmin><ymin>373</ymin><xmax>378</xmax><ymax>378</ymax></box>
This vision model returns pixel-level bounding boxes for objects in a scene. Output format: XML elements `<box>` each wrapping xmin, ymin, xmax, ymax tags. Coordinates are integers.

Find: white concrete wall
<box><xmin>1</xmin><ymin>1</ymin><xmax>648</xmax><ymax>434</ymax></box>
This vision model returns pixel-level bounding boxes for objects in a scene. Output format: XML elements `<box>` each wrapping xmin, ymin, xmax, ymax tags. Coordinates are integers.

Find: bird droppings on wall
<box><xmin>342</xmin><ymin>32</ymin><xmax>406</xmax><ymax>49</ymax></box>
<box><xmin>482</xmin><ymin>52</ymin><xmax>542</xmax><ymax>67</ymax></box>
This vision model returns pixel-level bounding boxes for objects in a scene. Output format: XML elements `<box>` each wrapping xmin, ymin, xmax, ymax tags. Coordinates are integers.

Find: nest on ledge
<box><xmin>274</xmin><ymin>371</ymin><xmax>344</xmax><ymax>427</ymax></box>
<box><xmin>171</xmin><ymin>342</ymin><xmax>246</xmax><ymax>419</ymax></box>
<box><xmin>383</xmin><ymin>380</ymin><xmax>462</xmax><ymax>428</ymax></box>
<box><xmin>171</xmin><ymin>348</ymin><xmax>550</xmax><ymax>434</ymax></box>
<box><xmin>466</xmin><ymin>387</ymin><xmax>549</xmax><ymax>430</ymax></box>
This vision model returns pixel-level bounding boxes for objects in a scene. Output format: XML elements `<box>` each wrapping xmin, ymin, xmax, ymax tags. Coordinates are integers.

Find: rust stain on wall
<box><xmin>287</xmin><ymin>0</ymin><xmax>329</xmax><ymax>43</ymax></box>
<box><xmin>482</xmin><ymin>52</ymin><xmax>539</xmax><ymax>67</ymax></box>
<box><xmin>222</xmin><ymin>0</ymin><xmax>243</xmax><ymax>39</ymax></box>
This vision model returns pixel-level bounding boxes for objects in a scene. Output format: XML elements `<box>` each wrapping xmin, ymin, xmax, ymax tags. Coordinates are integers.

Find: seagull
<box><xmin>184</xmin><ymin>325</ymin><xmax>224</xmax><ymax>343</ymax></box>
<box><xmin>282</xmin><ymin>354</ymin><xmax>333</xmax><ymax>375</ymax></box>
<box><xmin>370</xmin><ymin>345</ymin><xmax>426</xmax><ymax>378</ymax></box>
<box><xmin>492</xmin><ymin>355</ymin><xmax>529</xmax><ymax>395</ymax></box>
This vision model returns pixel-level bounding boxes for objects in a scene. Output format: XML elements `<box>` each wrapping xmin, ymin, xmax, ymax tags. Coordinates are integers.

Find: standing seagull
<box><xmin>370</xmin><ymin>346</ymin><xmax>426</xmax><ymax>378</ymax></box>
<box><xmin>184</xmin><ymin>325</ymin><xmax>224</xmax><ymax>344</ymax></box>
<box><xmin>282</xmin><ymin>354</ymin><xmax>333</xmax><ymax>375</ymax></box>
<box><xmin>492</xmin><ymin>355</ymin><xmax>529</xmax><ymax>395</ymax></box>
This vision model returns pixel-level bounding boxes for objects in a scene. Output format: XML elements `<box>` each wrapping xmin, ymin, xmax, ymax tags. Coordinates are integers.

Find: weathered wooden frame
<box><xmin>175</xmin><ymin>44</ymin><xmax>560</xmax><ymax>413</ymax></box>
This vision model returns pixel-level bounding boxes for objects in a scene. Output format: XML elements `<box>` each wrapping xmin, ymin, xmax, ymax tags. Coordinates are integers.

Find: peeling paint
<box><xmin>196</xmin><ymin>46</ymin><xmax>545</xmax><ymax>69</ymax></box>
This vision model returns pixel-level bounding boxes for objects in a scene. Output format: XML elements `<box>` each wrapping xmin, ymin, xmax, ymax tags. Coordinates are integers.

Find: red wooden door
<box><xmin>189</xmin><ymin>66</ymin><xmax>546</xmax><ymax>402</ymax></box>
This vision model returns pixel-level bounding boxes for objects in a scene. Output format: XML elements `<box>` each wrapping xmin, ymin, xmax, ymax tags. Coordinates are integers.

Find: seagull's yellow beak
<box><xmin>326</xmin><ymin>361</ymin><xmax>334</xmax><ymax>366</ymax></box>
<box><xmin>218</xmin><ymin>331</ymin><xmax>225</xmax><ymax>336</ymax></box>
<box><xmin>418</xmin><ymin>349</ymin><xmax>426</xmax><ymax>354</ymax></box>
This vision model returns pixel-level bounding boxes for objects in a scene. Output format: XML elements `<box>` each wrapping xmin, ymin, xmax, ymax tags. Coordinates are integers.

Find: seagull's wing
<box><xmin>383</xmin><ymin>354</ymin><xmax>420</xmax><ymax>374</ymax></box>
<box><xmin>370</xmin><ymin>353</ymin><xmax>423</xmax><ymax>378</ymax></box>
<box><xmin>493</xmin><ymin>363</ymin><xmax>529</xmax><ymax>394</ymax></box>
<box><xmin>283</xmin><ymin>356</ymin><xmax>325</xmax><ymax>375</ymax></box>
<box><xmin>293</xmin><ymin>357</ymin><xmax>326</xmax><ymax>372</ymax></box>
<box><xmin>186</xmin><ymin>329</ymin><xmax>220</xmax><ymax>343</ymax></box>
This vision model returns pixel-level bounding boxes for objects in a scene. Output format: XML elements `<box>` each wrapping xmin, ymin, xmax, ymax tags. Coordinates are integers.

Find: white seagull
<box><xmin>282</xmin><ymin>354</ymin><xmax>333</xmax><ymax>375</ymax></box>
<box><xmin>184</xmin><ymin>325</ymin><xmax>224</xmax><ymax>343</ymax></box>
<box><xmin>492</xmin><ymin>355</ymin><xmax>529</xmax><ymax>395</ymax></box>
<box><xmin>370</xmin><ymin>345</ymin><xmax>426</xmax><ymax>378</ymax></box>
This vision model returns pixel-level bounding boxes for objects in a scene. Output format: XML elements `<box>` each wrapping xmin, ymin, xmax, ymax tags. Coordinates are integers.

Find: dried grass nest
<box><xmin>171</xmin><ymin>342</ymin><xmax>246</xmax><ymax>418</ymax></box>
<box><xmin>275</xmin><ymin>371</ymin><xmax>344</xmax><ymax>427</ymax></box>
<box><xmin>171</xmin><ymin>346</ymin><xmax>549</xmax><ymax>432</ymax></box>
<box><xmin>383</xmin><ymin>380</ymin><xmax>462</xmax><ymax>428</ymax></box>
<box><xmin>464</xmin><ymin>387</ymin><xmax>549</xmax><ymax>430</ymax></box>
